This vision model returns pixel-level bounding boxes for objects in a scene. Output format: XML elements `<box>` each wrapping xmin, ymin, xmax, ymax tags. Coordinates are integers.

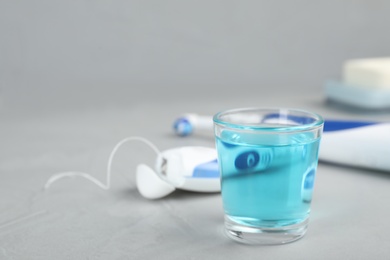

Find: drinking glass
<box><xmin>213</xmin><ymin>108</ymin><xmax>324</xmax><ymax>244</ymax></box>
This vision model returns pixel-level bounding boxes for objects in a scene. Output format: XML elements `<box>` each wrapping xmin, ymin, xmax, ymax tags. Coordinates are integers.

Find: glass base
<box><xmin>224</xmin><ymin>216</ymin><xmax>309</xmax><ymax>245</ymax></box>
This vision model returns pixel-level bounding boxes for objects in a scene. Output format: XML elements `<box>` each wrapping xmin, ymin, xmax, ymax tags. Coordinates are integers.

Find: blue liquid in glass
<box><xmin>216</xmin><ymin>132</ymin><xmax>320</xmax><ymax>228</ymax></box>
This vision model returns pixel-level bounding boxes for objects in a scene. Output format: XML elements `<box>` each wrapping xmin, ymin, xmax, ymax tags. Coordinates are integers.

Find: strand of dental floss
<box><xmin>44</xmin><ymin>136</ymin><xmax>161</xmax><ymax>190</ymax></box>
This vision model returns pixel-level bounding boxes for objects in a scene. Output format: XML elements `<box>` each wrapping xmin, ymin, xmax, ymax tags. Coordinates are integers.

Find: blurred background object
<box><xmin>325</xmin><ymin>57</ymin><xmax>390</xmax><ymax>109</ymax></box>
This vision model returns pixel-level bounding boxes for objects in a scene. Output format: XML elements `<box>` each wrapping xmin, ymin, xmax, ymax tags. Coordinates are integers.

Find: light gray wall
<box><xmin>1</xmin><ymin>0</ymin><xmax>390</xmax><ymax>109</ymax></box>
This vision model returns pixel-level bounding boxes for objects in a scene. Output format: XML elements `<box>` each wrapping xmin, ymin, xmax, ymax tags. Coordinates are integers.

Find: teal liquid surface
<box><xmin>216</xmin><ymin>132</ymin><xmax>320</xmax><ymax>228</ymax></box>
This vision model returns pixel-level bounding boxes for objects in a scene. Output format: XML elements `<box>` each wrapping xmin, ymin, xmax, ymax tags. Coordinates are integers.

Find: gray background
<box><xmin>1</xmin><ymin>1</ymin><xmax>390</xmax><ymax>259</ymax></box>
<box><xmin>2</xmin><ymin>0</ymin><xmax>390</xmax><ymax>110</ymax></box>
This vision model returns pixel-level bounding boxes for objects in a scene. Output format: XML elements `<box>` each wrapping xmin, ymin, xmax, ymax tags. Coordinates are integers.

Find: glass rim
<box><xmin>213</xmin><ymin>107</ymin><xmax>324</xmax><ymax>132</ymax></box>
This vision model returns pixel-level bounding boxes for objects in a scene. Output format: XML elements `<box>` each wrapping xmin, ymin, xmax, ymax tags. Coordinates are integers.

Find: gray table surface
<box><xmin>1</xmin><ymin>94</ymin><xmax>390</xmax><ymax>259</ymax></box>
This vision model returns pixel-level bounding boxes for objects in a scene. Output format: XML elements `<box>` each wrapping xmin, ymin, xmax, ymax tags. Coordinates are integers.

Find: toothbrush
<box><xmin>173</xmin><ymin>114</ymin><xmax>390</xmax><ymax>172</ymax></box>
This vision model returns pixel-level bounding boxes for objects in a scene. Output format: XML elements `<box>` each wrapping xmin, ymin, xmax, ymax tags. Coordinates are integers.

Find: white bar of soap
<box><xmin>343</xmin><ymin>57</ymin><xmax>390</xmax><ymax>89</ymax></box>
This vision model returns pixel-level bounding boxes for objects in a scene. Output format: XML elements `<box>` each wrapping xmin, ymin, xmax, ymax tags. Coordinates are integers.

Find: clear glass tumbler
<box><xmin>213</xmin><ymin>108</ymin><xmax>324</xmax><ymax>245</ymax></box>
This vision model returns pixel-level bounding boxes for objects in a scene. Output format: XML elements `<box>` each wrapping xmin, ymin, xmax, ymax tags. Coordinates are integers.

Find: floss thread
<box><xmin>44</xmin><ymin>136</ymin><xmax>161</xmax><ymax>190</ymax></box>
